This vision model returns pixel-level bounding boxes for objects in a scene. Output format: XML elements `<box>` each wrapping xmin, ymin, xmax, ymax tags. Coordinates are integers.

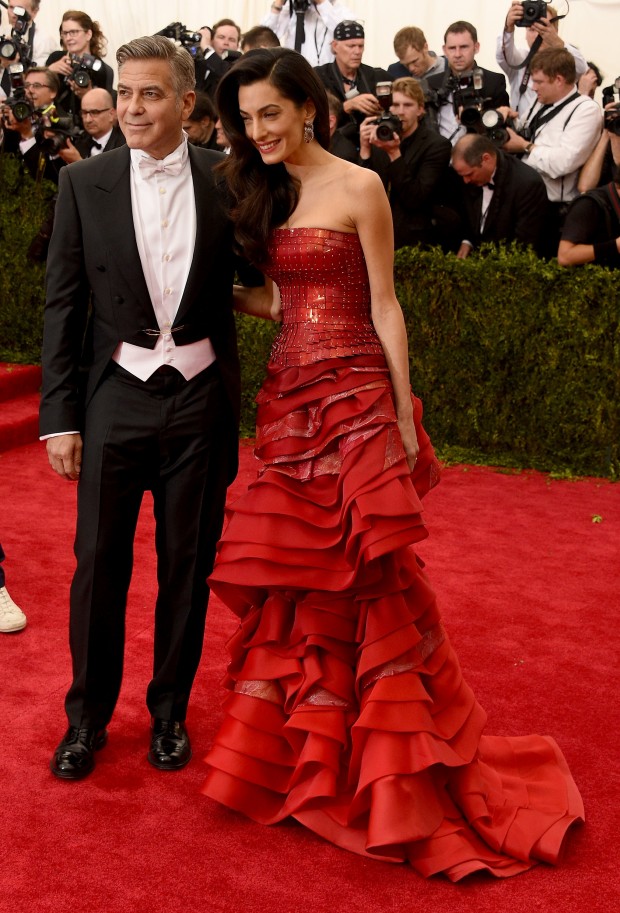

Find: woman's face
<box><xmin>237</xmin><ymin>79</ymin><xmax>315</xmax><ymax>165</ymax></box>
<box><xmin>61</xmin><ymin>19</ymin><xmax>92</xmax><ymax>56</ymax></box>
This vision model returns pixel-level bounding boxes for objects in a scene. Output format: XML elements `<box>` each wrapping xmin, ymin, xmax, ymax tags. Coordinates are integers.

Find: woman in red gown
<box><xmin>201</xmin><ymin>48</ymin><xmax>583</xmax><ymax>881</ymax></box>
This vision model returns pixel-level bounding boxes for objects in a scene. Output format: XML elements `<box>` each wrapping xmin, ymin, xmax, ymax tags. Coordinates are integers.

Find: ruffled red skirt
<box><xmin>203</xmin><ymin>355</ymin><xmax>583</xmax><ymax>881</ymax></box>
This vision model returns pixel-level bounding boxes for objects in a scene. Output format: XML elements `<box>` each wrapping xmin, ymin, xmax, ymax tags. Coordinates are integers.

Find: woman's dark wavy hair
<box><xmin>215</xmin><ymin>48</ymin><xmax>330</xmax><ymax>265</ymax></box>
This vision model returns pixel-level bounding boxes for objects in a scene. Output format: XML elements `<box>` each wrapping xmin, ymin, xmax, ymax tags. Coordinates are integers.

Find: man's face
<box><xmin>443</xmin><ymin>30</ymin><xmax>479</xmax><ymax>74</ymax></box>
<box><xmin>212</xmin><ymin>25</ymin><xmax>239</xmax><ymax>56</ymax></box>
<box><xmin>117</xmin><ymin>58</ymin><xmax>195</xmax><ymax>160</ymax></box>
<box><xmin>24</xmin><ymin>71</ymin><xmax>56</xmax><ymax>109</ymax></box>
<box><xmin>398</xmin><ymin>44</ymin><xmax>431</xmax><ymax>78</ymax></box>
<box><xmin>333</xmin><ymin>39</ymin><xmax>364</xmax><ymax>75</ymax></box>
<box><xmin>80</xmin><ymin>88</ymin><xmax>116</xmax><ymax>138</ymax></box>
<box><xmin>452</xmin><ymin>151</ymin><xmax>496</xmax><ymax>186</ymax></box>
<box><xmin>8</xmin><ymin>0</ymin><xmax>34</xmax><ymax>27</ymax></box>
<box><xmin>182</xmin><ymin>116</ymin><xmax>213</xmax><ymax>145</ymax></box>
<box><xmin>530</xmin><ymin>70</ymin><xmax>565</xmax><ymax>105</ymax></box>
<box><xmin>390</xmin><ymin>91</ymin><xmax>424</xmax><ymax>138</ymax></box>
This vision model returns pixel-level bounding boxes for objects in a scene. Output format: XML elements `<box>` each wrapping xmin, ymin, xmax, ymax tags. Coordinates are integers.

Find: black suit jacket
<box><xmin>362</xmin><ymin>121</ymin><xmax>452</xmax><ymax>248</ymax></box>
<box><xmin>40</xmin><ymin>144</ymin><xmax>243</xmax><ymax>449</ymax></box>
<box><xmin>74</xmin><ymin>124</ymin><xmax>126</xmax><ymax>158</ymax></box>
<box><xmin>457</xmin><ymin>151</ymin><xmax>549</xmax><ymax>253</ymax></box>
<box><xmin>427</xmin><ymin>66</ymin><xmax>509</xmax><ymax>115</ymax></box>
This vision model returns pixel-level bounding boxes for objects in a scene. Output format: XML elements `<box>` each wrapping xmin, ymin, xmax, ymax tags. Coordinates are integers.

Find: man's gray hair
<box><xmin>116</xmin><ymin>35</ymin><xmax>196</xmax><ymax>97</ymax></box>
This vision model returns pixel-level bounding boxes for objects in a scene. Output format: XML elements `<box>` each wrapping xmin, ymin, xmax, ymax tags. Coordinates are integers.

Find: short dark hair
<box><xmin>188</xmin><ymin>91</ymin><xmax>216</xmax><ymax>123</ymax></box>
<box><xmin>452</xmin><ymin>133</ymin><xmax>498</xmax><ymax>166</ymax></box>
<box><xmin>25</xmin><ymin>66</ymin><xmax>60</xmax><ymax>95</ymax></box>
<box><xmin>212</xmin><ymin>19</ymin><xmax>241</xmax><ymax>40</ymax></box>
<box><xmin>444</xmin><ymin>21</ymin><xmax>477</xmax><ymax>44</ymax></box>
<box><xmin>530</xmin><ymin>47</ymin><xmax>576</xmax><ymax>84</ymax></box>
<box><xmin>241</xmin><ymin>25</ymin><xmax>280</xmax><ymax>51</ymax></box>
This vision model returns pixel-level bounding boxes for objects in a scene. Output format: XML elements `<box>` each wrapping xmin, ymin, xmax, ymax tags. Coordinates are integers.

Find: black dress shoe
<box><xmin>147</xmin><ymin>718</ymin><xmax>192</xmax><ymax>770</ymax></box>
<box><xmin>50</xmin><ymin>726</ymin><xmax>108</xmax><ymax>780</ymax></box>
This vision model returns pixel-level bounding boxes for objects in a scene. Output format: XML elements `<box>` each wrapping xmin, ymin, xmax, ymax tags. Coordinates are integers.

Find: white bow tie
<box><xmin>138</xmin><ymin>151</ymin><xmax>185</xmax><ymax>179</ymax></box>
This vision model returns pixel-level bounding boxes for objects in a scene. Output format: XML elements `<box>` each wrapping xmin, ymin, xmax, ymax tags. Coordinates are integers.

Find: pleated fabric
<box><xmin>203</xmin><ymin>354</ymin><xmax>584</xmax><ymax>881</ymax></box>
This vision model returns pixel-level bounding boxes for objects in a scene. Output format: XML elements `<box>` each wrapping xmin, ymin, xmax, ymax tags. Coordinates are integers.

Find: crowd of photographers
<box><xmin>0</xmin><ymin>0</ymin><xmax>619</xmax><ymax>269</ymax></box>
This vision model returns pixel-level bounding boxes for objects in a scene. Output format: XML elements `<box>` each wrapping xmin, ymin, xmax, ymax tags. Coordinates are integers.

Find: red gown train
<box><xmin>202</xmin><ymin>228</ymin><xmax>584</xmax><ymax>881</ymax></box>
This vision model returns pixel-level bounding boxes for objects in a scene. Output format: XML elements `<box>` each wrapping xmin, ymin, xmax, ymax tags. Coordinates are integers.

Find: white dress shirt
<box><xmin>88</xmin><ymin>128</ymin><xmax>112</xmax><ymax>156</ymax></box>
<box><xmin>518</xmin><ymin>90</ymin><xmax>602</xmax><ymax>202</ymax></box>
<box><xmin>112</xmin><ymin>138</ymin><xmax>216</xmax><ymax>381</ymax></box>
<box><xmin>261</xmin><ymin>1</ymin><xmax>356</xmax><ymax>66</ymax></box>
<box><xmin>496</xmin><ymin>31</ymin><xmax>588</xmax><ymax>116</ymax></box>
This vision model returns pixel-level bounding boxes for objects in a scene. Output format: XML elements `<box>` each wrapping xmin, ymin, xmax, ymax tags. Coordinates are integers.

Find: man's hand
<box><xmin>359</xmin><ymin>115</ymin><xmax>401</xmax><ymax>160</ymax></box>
<box><xmin>502</xmin><ymin>126</ymin><xmax>531</xmax><ymax>154</ymax></box>
<box><xmin>343</xmin><ymin>93</ymin><xmax>382</xmax><ymax>117</ymax></box>
<box><xmin>532</xmin><ymin>17</ymin><xmax>564</xmax><ymax>48</ymax></box>
<box><xmin>504</xmin><ymin>1</ymin><xmax>525</xmax><ymax>32</ymax></box>
<box><xmin>57</xmin><ymin>137</ymin><xmax>82</xmax><ymax>163</ymax></box>
<box><xmin>456</xmin><ymin>242</ymin><xmax>473</xmax><ymax>260</ymax></box>
<box><xmin>46</xmin><ymin>433</ymin><xmax>83</xmax><ymax>481</ymax></box>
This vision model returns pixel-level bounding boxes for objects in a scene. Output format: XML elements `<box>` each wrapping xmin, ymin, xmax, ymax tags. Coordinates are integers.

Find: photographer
<box><xmin>55</xmin><ymin>87</ymin><xmax>123</xmax><ymax>162</ymax></box>
<box><xmin>45</xmin><ymin>10</ymin><xmax>113</xmax><ymax>118</ymax></box>
<box><xmin>386</xmin><ymin>26</ymin><xmax>445</xmax><ymax>82</ymax></box>
<box><xmin>502</xmin><ymin>47</ymin><xmax>601</xmax><ymax>245</ymax></box>
<box><xmin>451</xmin><ymin>133</ymin><xmax>549</xmax><ymax>257</ymax></box>
<box><xmin>426</xmin><ymin>21</ymin><xmax>509</xmax><ymax>145</ymax></box>
<box><xmin>578</xmin><ymin>81</ymin><xmax>620</xmax><ymax>191</ymax></box>
<box><xmin>496</xmin><ymin>2</ymin><xmax>587</xmax><ymax>117</ymax></box>
<box><xmin>0</xmin><ymin>0</ymin><xmax>56</xmax><ymax>70</ymax></box>
<box><xmin>314</xmin><ymin>20</ymin><xmax>389</xmax><ymax>136</ymax></box>
<box><xmin>263</xmin><ymin>0</ymin><xmax>355</xmax><ymax>66</ymax></box>
<box><xmin>359</xmin><ymin>77</ymin><xmax>452</xmax><ymax>249</ymax></box>
<box><xmin>558</xmin><ymin>138</ymin><xmax>620</xmax><ymax>268</ymax></box>
<box><xmin>1</xmin><ymin>65</ymin><xmax>65</xmax><ymax>183</ymax></box>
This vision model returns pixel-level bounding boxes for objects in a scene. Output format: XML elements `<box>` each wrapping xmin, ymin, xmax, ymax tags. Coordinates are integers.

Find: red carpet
<box><xmin>1</xmin><ymin>440</ymin><xmax>618</xmax><ymax>912</ymax></box>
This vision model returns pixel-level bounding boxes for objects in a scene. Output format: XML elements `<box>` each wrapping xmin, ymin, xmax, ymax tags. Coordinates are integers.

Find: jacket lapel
<box><xmin>92</xmin><ymin>146</ymin><xmax>152</xmax><ymax>316</ymax></box>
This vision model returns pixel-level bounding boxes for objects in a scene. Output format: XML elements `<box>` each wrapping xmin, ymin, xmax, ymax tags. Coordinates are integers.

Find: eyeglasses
<box><xmin>25</xmin><ymin>83</ymin><xmax>52</xmax><ymax>90</ymax></box>
<box><xmin>81</xmin><ymin>108</ymin><xmax>111</xmax><ymax>118</ymax></box>
<box><xmin>61</xmin><ymin>29</ymin><xmax>86</xmax><ymax>38</ymax></box>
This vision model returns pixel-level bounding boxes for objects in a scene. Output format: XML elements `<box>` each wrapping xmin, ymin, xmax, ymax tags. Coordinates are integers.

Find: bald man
<box><xmin>58</xmin><ymin>88</ymin><xmax>125</xmax><ymax>163</ymax></box>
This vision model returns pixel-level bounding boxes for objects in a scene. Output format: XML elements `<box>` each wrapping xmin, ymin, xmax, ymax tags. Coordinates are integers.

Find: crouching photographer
<box><xmin>359</xmin><ymin>77</ymin><xmax>454</xmax><ymax>249</ymax></box>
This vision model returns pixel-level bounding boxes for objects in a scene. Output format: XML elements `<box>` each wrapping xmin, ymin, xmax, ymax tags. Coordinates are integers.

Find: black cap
<box><xmin>333</xmin><ymin>20</ymin><xmax>365</xmax><ymax>41</ymax></box>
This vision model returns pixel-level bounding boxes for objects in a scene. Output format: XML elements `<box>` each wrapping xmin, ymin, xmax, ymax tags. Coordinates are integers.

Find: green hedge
<box><xmin>0</xmin><ymin>156</ymin><xmax>52</xmax><ymax>363</ymax></box>
<box><xmin>394</xmin><ymin>245</ymin><xmax>619</xmax><ymax>479</ymax></box>
<box><xmin>2</xmin><ymin>163</ymin><xmax>617</xmax><ymax>477</ymax></box>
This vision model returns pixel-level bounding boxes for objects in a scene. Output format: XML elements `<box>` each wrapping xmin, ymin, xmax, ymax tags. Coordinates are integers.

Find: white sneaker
<box><xmin>0</xmin><ymin>586</ymin><xmax>27</xmax><ymax>632</ymax></box>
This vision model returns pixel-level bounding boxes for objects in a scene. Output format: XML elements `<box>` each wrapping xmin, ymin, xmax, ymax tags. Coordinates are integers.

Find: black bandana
<box><xmin>333</xmin><ymin>20</ymin><xmax>365</xmax><ymax>41</ymax></box>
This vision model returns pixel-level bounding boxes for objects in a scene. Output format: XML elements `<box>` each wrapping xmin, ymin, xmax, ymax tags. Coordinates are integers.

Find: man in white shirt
<box><xmin>1</xmin><ymin>0</ymin><xmax>56</xmax><ymax>100</ymax></box>
<box><xmin>41</xmin><ymin>36</ymin><xmax>247</xmax><ymax>782</ymax></box>
<box><xmin>262</xmin><ymin>0</ymin><xmax>355</xmax><ymax>67</ymax></box>
<box><xmin>496</xmin><ymin>1</ymin><xmax>588</xmax><ymax>118</ymax></box>
<box><xmin>503</xmin><ymin>46</ymin><xmax>601</xmax><ymax>238</ymax></box>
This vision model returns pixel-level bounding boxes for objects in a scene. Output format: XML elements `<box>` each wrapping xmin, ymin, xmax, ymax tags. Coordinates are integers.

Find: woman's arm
<box><xmin>233</xmin><ymin>277</ymin><xmax>281</xmax><ymax>321</ymax></box>
<box><xmin>350</xmin><ymin>169</ymin><xmax>419</xmax><ymax>468</ymax></box>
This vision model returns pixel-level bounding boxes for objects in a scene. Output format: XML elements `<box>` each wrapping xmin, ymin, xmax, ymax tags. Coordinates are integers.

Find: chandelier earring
<box><xmin>303</xmin><ymin>120</ymin><xmax>315</xmax><ymax>143</ymax></box>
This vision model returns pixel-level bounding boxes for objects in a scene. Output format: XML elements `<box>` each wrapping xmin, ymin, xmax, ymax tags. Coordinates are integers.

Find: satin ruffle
<box><xmin>203</xmin><ymin>356</ymin><xmax>583</xmax><ymax>881</ymax></box>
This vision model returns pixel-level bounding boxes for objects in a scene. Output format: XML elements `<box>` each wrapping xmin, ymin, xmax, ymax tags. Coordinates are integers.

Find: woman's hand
<box><xmin>398</xmin><ymin>414</ymin><xmax>419</xmax><ymax>471</ymax></box>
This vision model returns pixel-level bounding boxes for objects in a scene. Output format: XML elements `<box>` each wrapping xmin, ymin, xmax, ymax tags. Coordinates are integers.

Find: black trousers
<box><xmin>65</xmin><ymin>362</ymin><xmax>234</xmax><ymax>729</ymax></box>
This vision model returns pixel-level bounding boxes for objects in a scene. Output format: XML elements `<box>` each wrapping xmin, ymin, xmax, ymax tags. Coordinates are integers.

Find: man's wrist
<box><xmin>523</xmin><ymin>141</ymin><xmax>535</xmax><ymax>155</ymax></box>
<box><xmin>271</xmin><ymin>2</ymin><xmax>283</xmax><ymax>10</ymax></box>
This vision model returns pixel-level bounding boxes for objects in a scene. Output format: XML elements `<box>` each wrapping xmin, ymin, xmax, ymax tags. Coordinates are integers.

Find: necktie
<box><xmin>138</xmin><ymin>149</ymin><xmax>185</xmax><ymax>179</ymax></box>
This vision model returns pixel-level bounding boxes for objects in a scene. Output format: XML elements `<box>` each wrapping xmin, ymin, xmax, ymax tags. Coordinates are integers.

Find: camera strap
<box><xmin>517</xmin><ymin>35</ymin><xmax>542</xmax><ymax>94</ymax></box>
<box><xmin>528</xmin><ymin>90</ymin><xmax>580</xmax><ymax>140</ymax></box>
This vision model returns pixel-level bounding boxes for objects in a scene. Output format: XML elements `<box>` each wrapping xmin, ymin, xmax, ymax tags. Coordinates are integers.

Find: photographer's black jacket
<box><xmin>314</xmin><ymin>61</ymin><xmax>390</xmax><ymax>128</ymax></box>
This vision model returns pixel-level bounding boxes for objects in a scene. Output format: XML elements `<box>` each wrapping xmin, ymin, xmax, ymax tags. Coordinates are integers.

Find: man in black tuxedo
<box><xmin>426</xmin><ymin>21</ymin><xmax>509</xmax><ymax>145</ymax></box>
<box><xmin>41</xmin><ymin>36</ymin><xmax>248</xmax><ymax>780</ymax></box>
<box><xmin>57</xmin><ymin>88</ymin><xmax>125</xmax><ymax>162</ymax></box>
<box><xmin>451</xmin><ymin>133</ymin><xmax>549</xmax><ymax>257</ymax></box>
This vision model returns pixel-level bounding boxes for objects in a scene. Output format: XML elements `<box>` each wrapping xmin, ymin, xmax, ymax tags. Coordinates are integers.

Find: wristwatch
<box><xmin>523</xmin><ymin>141</ymin><xmax>534</xmax><ymax>154</ymax></box>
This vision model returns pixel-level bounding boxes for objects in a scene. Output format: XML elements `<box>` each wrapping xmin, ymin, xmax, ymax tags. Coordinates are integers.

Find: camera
<box><xmin>371</xmin><ymin>81</ymin><xmax>402</xmax><ymax>142</ymax></box>
<box><xmin>0</xmin><ymin>4</ymin><xmax>33</xmax><ymax>65</ymax></box>
<box><xmin>155</xmin><ymin>22</ymin><xmax>202</xmax><ymax>57</ymax></box>
<box><xmin>2</xmin><ymin>63</ymin><xmax>33</xmax><ymax>121</ymax></box>
<box><xmin>67</xmin><ymin>52</ymin><xmax>103</xmax><ymax>88</ymax></box>
<box><xmin>34</xmin><ymin>105</ymin><xmax>84</xmax><ymax>154</ymax></box>
<box><xmin>516</xmin><ymin>1</ymin><xmax>548</xmax><ymax>27</ymax></box>
<box><xmin>602</xmin><ymin>77</ymin><xmax>620</xmax><ymax>137</ymax></box>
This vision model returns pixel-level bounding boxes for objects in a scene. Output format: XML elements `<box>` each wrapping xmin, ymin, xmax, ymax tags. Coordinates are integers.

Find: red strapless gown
<box><xmin>202</xmin><ymin>228</ymin><xmax>583</xmax><ymax>881</ymax></box>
